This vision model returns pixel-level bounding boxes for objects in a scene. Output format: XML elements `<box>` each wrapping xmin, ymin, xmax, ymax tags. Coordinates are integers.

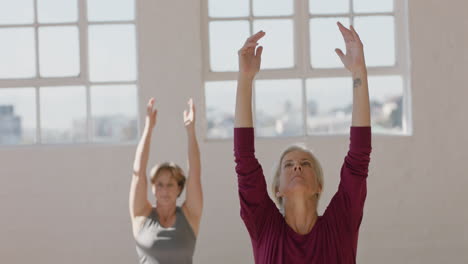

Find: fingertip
<box><xmin>335</xmin><ymin>48</ymin><xmax>344</xmax><ymax>57</ymax></box>
<box><xmin>256</xmin><ymin>46</ymin><xmax>264</xmax><ymax>56</ymax></box>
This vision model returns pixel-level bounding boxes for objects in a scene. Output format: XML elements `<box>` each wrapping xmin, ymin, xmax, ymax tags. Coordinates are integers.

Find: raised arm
<box><xmin>182</xmin><ymin>98</ymin><xmax>203</xmax><ymax>235</ymax></box>
<box><xmin>129</xmin><ymin>98</ymin><xmax>155</xmax><ymax>221</ymax></box>
<box><xmin>234</xmin><ymin>32</ymin><xmax>279</xmax><ymax>240</ymax></box>
<box><xmin>234</xmin><ymin>31</ymin><xmax>265</xmax><ymax>128</ymax></box>
<box><xmin>325</xmin><ymin>23</ymin><xmax>372</xmax><ymax>236</ymax></box>
<box><xmin>335</xmin><ymin>22</ymin><xmax>371</xmax><ymax>126</ymax></box>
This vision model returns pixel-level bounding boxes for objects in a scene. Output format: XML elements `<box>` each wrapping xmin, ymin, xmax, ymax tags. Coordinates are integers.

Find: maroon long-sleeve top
<box><xmin>234</xmin><ymin>127</ymin><xmax>372</xmax><ymax>264</ymax></box>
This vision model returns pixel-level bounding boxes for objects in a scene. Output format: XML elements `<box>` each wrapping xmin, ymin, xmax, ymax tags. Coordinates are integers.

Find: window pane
<box><xmin>253</xmin><ymin>19</ymin><xmax>294</xmax><ymax>69</ymax></box>
<box><xmin>0</xmin><ymin>28</ymin><xmax>36</xmax><ymax>79</ymax></box>
<box><xmin>306</xmin><ymin>78</ymin><xmax>352</xmax><ymax>134</ymax></box>
<box><xmin>253</xmin><ymin>0</ymin><xmax>293</xmax><ymax>16</ymax></box>
<box><xmin>354</xmin><ymin>0</ymin><xmax>393</xmax><ymax>13</ymax></box>
<box><xmin>354</xmin><ymin>16</ymin><xmax>395</xmax><ymax>67</ymax></box>
<box><xmin>368</xmin><ymin>76</ymin><xmax>403</xmax><ymax>133</ymax></box>
<box><xmin>0</xmin><ymin>88</ymin><xmax>36</xmax><ymax>145</ymax></box>
<box><xmin>205</xmin><ymin>81</ymin><xmax>237</xmax><ymax>139</ymax></box>
<box><xmin>309</xmin><ymin>0</ymin><xmax>349</xmax><ymax>15</ymax></box>
<box><xmin>255</xmin><ymin>79</ymin><xmax>303</xmax><ymax>137</ymax></box>
<box><xmin>39</xmin><ymin>26</ymin><xmax>80</xmax><ymax>77</ymax></box>
<box><xmin>310</xmin><ymin>17</ymin><xmax>350</xmax><ymax>68</ymax></box>
<box><xmin>0</xmin><ymin>0</ymin><xmax>34</xmax><ymax>25</ymax></box>
<box><xmin>209</xmin><ymin>21</ymin><xmax>250</xmax><ymax>72</ymax></box>
<box><xmin>38</xmin><ymin>0</ymin><xmax>78</xmax><ymax>23</ymax></box>
<box><xmin>88</xmin><ymin>25</ymin><xmax>137</xmax><ymax>82</ymax></box>
<box><xmin>90</xmin><ymin>85</ymin><xmax>138</xmax><ymax>142</ymax></box>
<box><xmin>306</xmin><ymin>76</ymin><xmax>404</xmax><ymax>134</ymax></box>
<box><xmin>208</xmin><ymin>0</ymin><xmax>249</xmax><ymax>18</ymax></box>
<box><xmin>87</xmin><ymin>0</ymin><xmax>134</xmax><ymax>22</ymax></box>
<box><xmin>40</xmin><ymin>86</ymin><xmax>86</xmax><ymax>143</ymax></box>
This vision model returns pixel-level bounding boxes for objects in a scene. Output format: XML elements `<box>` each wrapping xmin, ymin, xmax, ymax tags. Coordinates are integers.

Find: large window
<box><xmin>0</xmin><ymin>0</ymin><xmax>139</xmax><ymax>145</ymax></box>
<box><xmin>203</xmin><ymin>0</ymin><xmax>411</xmax><ymax>139</ymax></box>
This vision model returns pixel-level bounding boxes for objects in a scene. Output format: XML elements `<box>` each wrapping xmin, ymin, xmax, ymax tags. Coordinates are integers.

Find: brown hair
<box><xmin>150</xmin><ymin>162</ymin><xmax>186</xmax><ymax>197</ymax></box>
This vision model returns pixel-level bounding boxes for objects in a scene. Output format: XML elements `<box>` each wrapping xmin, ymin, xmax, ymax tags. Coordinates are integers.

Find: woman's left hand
<box><xmin>183</xmin><ymin>98</ymin><xmax>195</xmax><ymax>131</ymax></box>
<box><xmin>335</xmin><ymin>22</ymin><xmax>366</xmax><ymax>73</ymax></box>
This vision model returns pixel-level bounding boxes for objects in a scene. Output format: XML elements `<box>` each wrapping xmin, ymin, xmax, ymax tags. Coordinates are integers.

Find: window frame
<box><xmin>0</xmin><ymin>0</ymin><xmax>141</xmax><ymax>146</ymax></box>
<box><xmin>201</xmin><ymin>0</ymin><xmax>412</xmax><ymax>140</ymax></box>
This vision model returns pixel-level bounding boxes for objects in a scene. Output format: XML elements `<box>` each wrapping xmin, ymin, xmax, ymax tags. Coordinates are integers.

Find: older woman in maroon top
<box><xmin>234</xmin><ymin>22</ymin><xmax>372</xmax><ymax>263</ymax></box>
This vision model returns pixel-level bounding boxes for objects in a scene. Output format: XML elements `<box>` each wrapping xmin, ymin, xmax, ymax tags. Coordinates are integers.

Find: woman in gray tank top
<box><xmin>129</xmin><ymin>98</ymin><xmax>203</xmax><ymax>264</ymax></box>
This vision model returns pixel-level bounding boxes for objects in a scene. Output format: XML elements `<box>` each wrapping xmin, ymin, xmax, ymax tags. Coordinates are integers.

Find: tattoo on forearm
<box><xmin>353</xmin><ymin>78</ymin><xmax>362</xmax><ymax>89</ymax></box>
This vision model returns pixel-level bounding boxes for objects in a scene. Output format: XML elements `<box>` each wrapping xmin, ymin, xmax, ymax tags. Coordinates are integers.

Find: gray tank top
<box><xmin>135</xmin><ymin>207</ymin><xmax>196</xmax><ymax>264</ymax></box>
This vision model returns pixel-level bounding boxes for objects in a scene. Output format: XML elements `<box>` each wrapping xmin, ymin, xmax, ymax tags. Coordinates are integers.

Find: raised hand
<box><xmin>183</xmin><ymin>98</ymin><xmax>195</xmax><ymax>130</ymax></box>
<box><xmin>238</xmin><ymin>31</ymin><xmax>266</xmax><ymax>79</ymax></box>
<box><xmin>145</xmin><ymin>98</ymin><xmax>157</xmax><ymax>130</ymax></box>
<box><xmin>335</xmin><ymin>22</ymin><xmax>366</xmax><ymax>73</ymax></box>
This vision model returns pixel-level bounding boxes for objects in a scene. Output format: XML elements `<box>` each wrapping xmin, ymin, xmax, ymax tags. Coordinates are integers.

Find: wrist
<box><xmin>186</xmin><ymin>128</ymin><xmax>196</xmax><ymax>138</ymax></box>
<box><xmin>144</xmin><ymin>123</ymin><xmax>153</xmax><ymax>133</ymax></box>
<box><xmin>238</xmin><ymin>73</ymin><xmax>255</xmax><ymax>83</ymax></box>
<box><xmin>186</xmin><ymin>125</ymin><xmax>196</xmax><ymax>133</ymax></box>
<box><xmin>351</xmin><ymin>67</ymin><xmax>367</xmax><ymax>78</ymax></box>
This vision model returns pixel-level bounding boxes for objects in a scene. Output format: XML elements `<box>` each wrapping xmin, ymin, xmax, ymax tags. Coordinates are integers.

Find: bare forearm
<box><xmin>133</xmin><ymin>125</ymin><xmax>153</xmax><ymax>176</ymax></box>
<box><xmin>235</xmin><ymin>75</ymin><xmax>254</xmax><ymax>128</ymax></box>
<box><xmin>184</xmin><ymin>127</ymin><xmax>203</xmax><ymax>217</ymax></box>
<box><xmin>186</xmin><ymin>128</ymin><xmax>201</xmax><ymax>179</ymax></box>
<box><xmin>351</xmin><ymin>69</ymin><xmax>371</xmax><ymax>127</ymax></box>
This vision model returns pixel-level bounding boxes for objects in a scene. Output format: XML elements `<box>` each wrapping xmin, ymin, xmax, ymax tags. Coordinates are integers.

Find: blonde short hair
<box><xmin>150</xmin><ymin>162</ymin><xmax>186</xmax><ymax>197</ymax></box>
<box><xmin>272</xmin><ymin>145</ymin><xmax>324</xmax><ymax>207</ymax></box>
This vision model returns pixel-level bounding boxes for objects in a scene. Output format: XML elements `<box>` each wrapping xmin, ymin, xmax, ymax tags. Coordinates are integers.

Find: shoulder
<box><xmin>132</xmin><ymin>207</ymin><xmax>154</xmax><ymax>239</ymax></box>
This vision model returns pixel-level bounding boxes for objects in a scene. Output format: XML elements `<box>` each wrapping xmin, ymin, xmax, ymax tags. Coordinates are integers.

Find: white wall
<box><xmin>1</xmin><ymin>0</ymin><xmax>467</xmax><ymax>263</ymax></box>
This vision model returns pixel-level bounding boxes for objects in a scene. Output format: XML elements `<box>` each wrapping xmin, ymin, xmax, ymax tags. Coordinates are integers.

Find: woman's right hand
<box><xmin>238</xmin><ymin>31</ymin><xmax>266</xmax><ymax>79</ymax></box>
<box><xmin>145</xmin><ymin>98</ymin><xmax>157</xmax><ymax>130</ymax></box>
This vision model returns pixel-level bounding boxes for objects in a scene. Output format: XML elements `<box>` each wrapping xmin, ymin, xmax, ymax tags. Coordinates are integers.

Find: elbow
<box><xmin>132</xmin><ymin>170</ymin><xmax>147</xmax><ymax>180</ymax></box>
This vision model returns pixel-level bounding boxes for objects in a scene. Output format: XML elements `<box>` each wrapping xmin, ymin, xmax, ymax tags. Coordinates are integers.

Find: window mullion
<box><xmin>249</xmin><ymin>0</ymin><xmax>254</xmax><ymax>34</ymax></box>
<box><xmin>35</xmin><ymin>86</ymin><xmax>41</xmax><ymax>144</ymax></box>
<box><xmin>33</xmin><ymin>0</ymin><xmax>40</xmax><ymax>79</ymax></box>
<box><xmin>78</xmin><ymin>0</ymin><xmax>89</xmax><ymax>84</ymax></box>
<box><xmin>299</xmin><ymin>0</ymin><xmax>309</xmax><ymax>136</ymax></box>
<box><xmin>396</xmin><ymin>0</ymin><xmax>412</xmax><ymax>134</ymax></box>
<box><xmin>297</xmin><ymin>0</ymin><xmax>309</xmax><ymax>77</ymax></box>
<box><xmin>77</xmin><ymin>0</ymin><xmax>92</xmax><ymax>142</ymax></box>
<box><xmin>33</xmin><ymin>0</ymin><xmax>41</xmax><ymax>144</ymax></box>
<box><xmin>301</xmin><ymin>78</ymin><xmax>307</xmax><ymax>136</ymax></box>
